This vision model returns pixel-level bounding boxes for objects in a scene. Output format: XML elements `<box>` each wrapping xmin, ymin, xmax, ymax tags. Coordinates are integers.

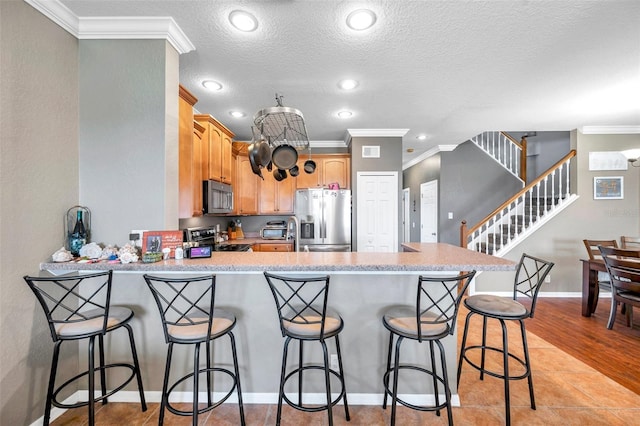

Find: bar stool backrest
<box><xmin>513</xmin><ymin>254</ymin><xmax>554</xmax><ymax>318</ymax></box>
<box><xmin>143</xmin><ymin>274</ymin><xmax>216</xmax><ymax>344</ymax></box>
<box><xmin>264</xmin><ymin>272</ymin><xmax>331</xmax><ymax>340</ymax></box>
<box><xmin>417</xmin><ymin>271</ymin><xmax>476</xmax><ymax>341</ymax></box>
<box><xmin>23</xmin><ymin>270</ymin><xmax>113</xmax><ymax>342</ymax></box>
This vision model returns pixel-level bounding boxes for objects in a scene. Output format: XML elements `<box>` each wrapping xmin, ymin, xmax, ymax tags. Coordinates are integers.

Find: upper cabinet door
<box><xmin>194</xmin><ymin>114</ymin><xmax>235</xmax><ymax>184</ymax></box>
<box><xmin>295</xmin><ymin>155</ymin><xmax>350</xmax><ymax>189</ymax></box>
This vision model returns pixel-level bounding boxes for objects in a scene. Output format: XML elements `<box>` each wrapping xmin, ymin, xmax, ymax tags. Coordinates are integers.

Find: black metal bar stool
<box><xmin>382</xmin><ymin>271</ymin><xmax>477</xmax><ymax>426</ymax></box>
<box><xmin>23</xmin><ymin>270</ymin><xmax>147</xmax><ymax>426</ymax></box>
<box><xmin>263</xmin><ymin>272</ymin><xmax>350</xmax><ymax>426</ymax></box>
<box><xmin>143</xmin><ymin>274</ymin><xmax>245</xmax><ymax>426</ymax></box>
<box><xmin>457</xmin><ymin>254</ymin><xmax>553</xmax><ymax>425</ymax></box>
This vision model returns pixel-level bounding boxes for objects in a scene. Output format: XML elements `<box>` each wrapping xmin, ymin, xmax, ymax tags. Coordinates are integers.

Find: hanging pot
<box><xmin>273</xmin><ymin>168</ymin><xmax>287</xmax><ymax>181</ymax></box>
<box><xmin>272</xmin><ymin>144</ymin><xmax>298</xmax><ymax>170</ymax></box>
<box><xmin>304</xmin><ymin>159</ymin><xmax>317</xmax><ymax>174</ymax></box>
<box><xmin>289</xmin><ymin>164</ymin><xmax>299</xmax><ymax>177</ymax></box>
<box><xmin>248</xmin><ymin>142</ymin><xmax>263</xmax><ymax>179</ymax></box>
<box><xmin>254</xmin><ymin>139</ymin><xmax>272</xmax><ymax>167</ymax></box>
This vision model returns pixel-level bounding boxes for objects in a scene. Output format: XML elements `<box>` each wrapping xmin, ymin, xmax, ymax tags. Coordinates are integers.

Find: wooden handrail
<box><xmin>500</xmin><ymin>131</ymin><xmax>524</xmax><ymax>149</ymax></box>
<box><xmin>464</xmin><ymin>149</ymin><xmax>576</xmax><ymax>238</ymax></box>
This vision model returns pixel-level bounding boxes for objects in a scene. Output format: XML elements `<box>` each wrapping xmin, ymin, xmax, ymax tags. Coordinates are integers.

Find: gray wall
<box><xmin>402</xmin><ymin>154</ymin><xmax>441</xmax><ymax>242</ymax></box>
<box><xmin>79</xmin><ymin>40</ymin><xmax>180</xmax><ymax>246</ymax></box>
<box><xmin>349</xmin><ymin>136</ymin><xmax>403</xmax><ymax>251</ymax></box>
<box><xmin>0</xmin><ymin>2</ymin><xmax>79</xmax><ymax>424</ymax></box>
<box><xmin>439</xmin><ymin>142</ymin><xmax>524</xmax><ymax>245</ymax></box>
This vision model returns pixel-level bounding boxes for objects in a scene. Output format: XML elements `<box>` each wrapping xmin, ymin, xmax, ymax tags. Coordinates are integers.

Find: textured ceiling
<box><xmin>58</xmin><ymin>0</ymin><xmax>640</xmax><ymax>165</ymax></box>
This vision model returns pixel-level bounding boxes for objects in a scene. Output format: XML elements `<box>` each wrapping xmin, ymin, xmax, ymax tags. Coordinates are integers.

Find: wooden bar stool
<box><xmin>457</xmin><ymin>254</ymin><xmax>553</xmax><ymax>425</ymax></box>
<box><xmin>24</xmin><ymin>270</ymin><xmax>147</xmax><ymax>426</ymax></box>
<box><xmin>263</xmin><ymin>272</ymin><xmax>350</xmax><ymax>426</ymax></box>
<box><xmin>382</xmin><ymin>271</ymin><xmax>477</xmax><ymax>426</ymax></box>
<box><xmin>143</xmin><ymin>274</ymin><xmax>245</xmax><ymax>426</ymax></box>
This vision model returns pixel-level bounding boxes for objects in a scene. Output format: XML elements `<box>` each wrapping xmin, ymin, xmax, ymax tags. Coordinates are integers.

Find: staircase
<box><xmin>461</xmin><ymin>132</ymin><xmax>578</xmax><ymax>256</ymax></box>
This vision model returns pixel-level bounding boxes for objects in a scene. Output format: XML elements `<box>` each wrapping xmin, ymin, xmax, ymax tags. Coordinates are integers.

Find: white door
<box><xmin>402</xmin><ymin>188</ymin><xmax>410</xmax><ymax>243</ymax></box>
<box><xmin>357</xmin><ymin>172</ymin><xmax>398</xmax><ymax>252</ymax></box>
<box><xmin>420</xmin><ymin>180</ymin><xmax>438</xmax><ymax>242</ymax></box>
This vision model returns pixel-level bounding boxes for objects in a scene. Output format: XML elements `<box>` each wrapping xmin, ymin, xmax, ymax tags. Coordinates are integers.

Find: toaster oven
<box><xmin>260</xmin><ymin>225</ymin><xmax>288</xmax><ymax>240</ymax></box>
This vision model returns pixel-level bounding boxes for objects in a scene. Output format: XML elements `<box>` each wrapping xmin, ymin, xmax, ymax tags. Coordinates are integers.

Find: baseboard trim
<box><xmin>34</xmin><ymin>390</ymin><xmax>460</xmax><ymax>424</ymax></box>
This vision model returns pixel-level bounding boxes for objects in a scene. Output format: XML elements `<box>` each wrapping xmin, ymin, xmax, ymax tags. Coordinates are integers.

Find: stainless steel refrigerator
<box><xmin>295</xmin><ymin>188</ymin><xmax>351</xmax><ymax>252</ymax></box>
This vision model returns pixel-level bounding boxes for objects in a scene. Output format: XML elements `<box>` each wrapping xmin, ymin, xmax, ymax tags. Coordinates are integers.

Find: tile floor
<box><xmin>52</xmin><ymin>314</ymin><xmax>640</xmax><ymax>425</ymax></box>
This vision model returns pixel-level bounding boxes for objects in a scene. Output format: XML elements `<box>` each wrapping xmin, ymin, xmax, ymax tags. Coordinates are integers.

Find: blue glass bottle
<box><xmin>69</xmin><ymin>210</ymin><xmax>87</xmax><ymax>256</ymax></box>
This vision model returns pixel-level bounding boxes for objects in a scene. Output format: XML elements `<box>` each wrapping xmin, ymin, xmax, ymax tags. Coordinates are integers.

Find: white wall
<box><xmin>0</xmin><ymin>2</ymin><xmax>80</xmax><ymax>424</ymax></box>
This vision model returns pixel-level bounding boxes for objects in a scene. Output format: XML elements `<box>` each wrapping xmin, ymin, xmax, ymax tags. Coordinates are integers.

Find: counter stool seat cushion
<box><xmin>167</xmin><ymin>309</ymin><xmax>236</xmax><ymax>341</ymax></box>
<box><xmin>465</xmin><ymin>294</ymin><xmax>528</xmax><ymax>317</ymax></box>
<box><xmin>383</xmin><ymin>307</ymin><xmax>448</xmax><ymax>337</ymax></box>
<box><xmin>54</xmin><ymin>307</ymin><xmax>132</xmax><ymax>337</ymax></box>
<box><xmin>282</xmin><ymin>308</ymin><xmax>342</xmax><ymax>337</ymax></box>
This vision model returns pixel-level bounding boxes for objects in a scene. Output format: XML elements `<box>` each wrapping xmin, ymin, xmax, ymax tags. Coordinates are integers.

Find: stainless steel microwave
<box><xmin>203</xmin><ymin>180</ymin><xmax>233</xmax><ymax>214</ymax></box>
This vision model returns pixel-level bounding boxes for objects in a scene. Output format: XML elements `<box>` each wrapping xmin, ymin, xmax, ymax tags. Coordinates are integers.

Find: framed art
<box><xmin>594</xmin><ymin>176</ymin><xmax>624</xmax><ymax>200</ymax></box>
<box><xmin>142</xmin><ymin>230</ymin><xmax>184</xmax><ymax>257</ymax></box>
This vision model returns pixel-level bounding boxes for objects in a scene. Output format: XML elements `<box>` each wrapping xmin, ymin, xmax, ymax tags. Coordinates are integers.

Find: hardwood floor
<box><xmin>51</xmin><ymin>297</ymin><xmax>640</xmax><ymax>425</ymax></box>
<box><xmin>523</xmin><ymin>297</ymin><xmax>640</xmax><ymax>395</ymax></box>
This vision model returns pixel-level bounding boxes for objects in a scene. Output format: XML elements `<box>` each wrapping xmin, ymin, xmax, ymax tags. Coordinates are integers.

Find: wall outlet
<box><xmin>545</xmin><ymin>274</ymin><xmax>551</xmax><ymax>283</ymax></box>
<box><xmin>448</xmin><ymin>212</ymin><xmax>454</xmax><ymax>219</ymax></box>
<box><xmin>330</xmin><ymin>354</ymin><xmax>339</xmax><ymax>370</ymax></box>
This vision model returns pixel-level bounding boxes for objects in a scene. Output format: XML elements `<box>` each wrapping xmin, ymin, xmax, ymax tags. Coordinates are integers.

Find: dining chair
<box><xmin>598</xmin><ymin>246</ymin><xmax>640</xmax><ymax>330</ymax></box>
<box><xmin>583</xmin><ymin>239</ymin><xmax>618</xmax><ymax>313</ymax></box>
<box><xmin>621</xmin><ymin>236</ymin><xmax>640</xmax><ymax>250</ymax></box>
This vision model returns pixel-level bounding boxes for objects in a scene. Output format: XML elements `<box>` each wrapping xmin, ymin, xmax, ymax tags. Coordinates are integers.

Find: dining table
<box><xmin>580</xmin><ymin>258</ymin><xmax>607</xmax><ymax>317</ymax></box>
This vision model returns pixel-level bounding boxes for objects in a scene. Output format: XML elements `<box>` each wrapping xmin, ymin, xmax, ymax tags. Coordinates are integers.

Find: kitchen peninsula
<box><xmin>40</xmin><ymin>243</ymin><xmax>515</xmax><ymax>405</ymax></box>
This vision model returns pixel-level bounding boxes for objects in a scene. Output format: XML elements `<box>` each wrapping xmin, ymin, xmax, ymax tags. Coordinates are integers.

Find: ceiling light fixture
<box><xmin>337</xmin><ymin>110</ymin><xmax>353</xmax><ymax>118</ymax></box>
<box><xmin>338</xmin><ymin>79</ymin><xmax>359</xmax><ymax>90</ymax></box>
<box><xmin>229</xmin><ymin>10</ymin><xmax>258</xmax><ymax>32</ymax></box>
<box><xmin>230</xmin><ymin>111</ymin><xmax>245</xmax><ymax>118</ymax></box>
<box><xmin>346</xmin><ymin>9</ymin><xmax>377</xmax><ymax>31</ymax></box>
<box><xmin>417</xmin><ymin>134</ymin><xmax>427</xmax><ymax>140</ymax></box>
<box><xmin>202</xmin><ymin>80</ymin><xmax>223</xmax><ymax>91</ymax></box>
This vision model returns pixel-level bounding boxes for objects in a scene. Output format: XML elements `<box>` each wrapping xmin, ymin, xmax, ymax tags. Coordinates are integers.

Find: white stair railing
<box><xmin>470</xmin><ymin>131</ymin><xmax>524</xmax><ymax>181</ymax></box>
<box><xmin>461</xmin><ymin>150</ymin><xmax>576</xmax><ymax>255</ymax></box>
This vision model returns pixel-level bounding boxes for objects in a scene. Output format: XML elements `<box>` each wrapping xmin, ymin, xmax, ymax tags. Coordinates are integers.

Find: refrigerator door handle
<box><xmin>320</xmin><ymin>217</ymin><xmax>326</xmax><ymax>239</ymax></box>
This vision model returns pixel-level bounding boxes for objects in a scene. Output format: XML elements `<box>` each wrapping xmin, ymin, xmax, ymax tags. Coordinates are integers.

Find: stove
<box><xmin>184</xmin><ymin>226</ymin><xmax>252</xmax><ymax>252</ymax></box>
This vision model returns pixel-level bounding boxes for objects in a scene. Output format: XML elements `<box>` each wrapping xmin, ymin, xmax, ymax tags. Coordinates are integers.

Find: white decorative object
<box><xmin>100</xmin><ymin>244</ymin><xmax>118</xmax><ymax>259</ymax></box>
<box><xmin>118</xmin><ymin>243</ymin><xmax>140</xmax><ymax>264</ymax></box>
<box><xmin>588</xmin><ymin>152</ymin><xmax>628</xmax><ymax>171</ymax></box>
<box><xmin>79</xmin><ymin>242</ymin><xmax>102</xmax><ymax>259</ymax></box>
<box><xmin>52</xmin><ymin>247</ymin><xmax>73</xmax><ymax>262</ymax></box>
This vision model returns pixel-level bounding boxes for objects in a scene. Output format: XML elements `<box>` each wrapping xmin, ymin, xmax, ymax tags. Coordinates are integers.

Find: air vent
<box><xmin>362</xmin><ymin>145</ymin><xmax>380</xmax><ymax>158</ymax></box>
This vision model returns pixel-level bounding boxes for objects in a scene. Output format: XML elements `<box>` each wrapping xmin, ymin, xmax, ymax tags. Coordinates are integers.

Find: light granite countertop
<box><xmin>40</xmin><ymin>243</ymin><xmax>516</xmax><ymax>273</ymax></box>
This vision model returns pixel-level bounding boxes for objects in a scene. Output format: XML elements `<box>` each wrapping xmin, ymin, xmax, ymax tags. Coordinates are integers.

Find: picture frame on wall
<box><xmin>594</xmin><ymin>176</ymin><xmax>624</xmax><ymax>200</ymax></box>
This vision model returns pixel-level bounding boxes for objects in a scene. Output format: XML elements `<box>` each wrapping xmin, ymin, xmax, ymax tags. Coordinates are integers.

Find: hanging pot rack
<box><xmin>253</xmin><ymin>94</ymin><xmax>310</xmax><ymax>150</ymax></box>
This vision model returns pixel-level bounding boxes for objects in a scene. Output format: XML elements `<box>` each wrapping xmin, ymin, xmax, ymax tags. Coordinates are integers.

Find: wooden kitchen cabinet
<box><xmin>194</xmin><ymin>114</ymin><xmax>235</xmax><ymax>184</ymax></box>
<box><xmin>253</xmin><ymin>242</ymin><xmax>293</xmax><ymax>252</ymax></box>
<box><xmin>191</xmin><ymin>120</ymin><xmax>206</xmax><ymax>216</ymax></box>
<box><xmin>235</xmin><ymin>153</ymin><xmax>259</xmax><ymax>215</ymax></box>
<box><xmin>295</xmin><ymin>155</ymin><xmax>350</xmax><ymax>189</ymax></box>
<box><xmin>259</xmin><ymin>167</ymin><xmax>295</xmax><ymax>214</ymax></box>
<box><xmin>178</xmin><ymin>85</ymin><xmax>199</xmax><ymax>218</ymax></box>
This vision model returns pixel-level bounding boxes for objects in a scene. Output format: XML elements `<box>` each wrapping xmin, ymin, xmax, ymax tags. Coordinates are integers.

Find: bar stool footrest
<box><xmin>383</xmin><ymin>364</ymin><xmax>449</xmax><ymax>412</ymax></box>
<box><xmin>282</xmin><ymin>365</ymin><xmax>347</xmax><ymax>413</ymax></box>
<box><xmin>166</xmin><ymin>366</ymin><xmax>239</xmax><ymax>417</ymax></box>
<box><xmin>460</xmin><ymin>345</ymin><xmax>530</xmax><ymax>381</ymax></box>
<box><xmin>52</xmin><ymin>363</ymin><xmax>137</xmax><ymax>409</ymax></box>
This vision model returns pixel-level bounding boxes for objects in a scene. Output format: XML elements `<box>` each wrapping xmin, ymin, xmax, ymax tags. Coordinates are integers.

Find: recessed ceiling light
<box><xmin>338</xmin><ymin>79</ymin><xmax>359</xmax><ymax>90</ymax></box>
<box><xmin>229</xmin><ymin>10</ymin><xmax>258</xmax><ymax>32</ymax></box>
<box><xmin>229</xmin><ymin>111</ymin><xmax>245</xmax><ymax>118</ymax></box>
<box><xmin>202</xmin><ymin>80</ymin><xmax>223</xmax><ymax>91</ymax></box>
<box><xmin>417</xmin><ymin>134</ymin><xmax>427</xmax><ymax>140</ymax></box>
<box><xmin>346</xmin><ymin>9</ymin><xmax>377</xmax><ymax>31</ymax></box>
<box><xmin>337</xmin><ymin>110</ymin><xmax>353</xmax><ymax>118</ymax></box>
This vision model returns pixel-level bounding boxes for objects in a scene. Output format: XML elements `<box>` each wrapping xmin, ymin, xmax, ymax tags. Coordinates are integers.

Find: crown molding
<box><xmin>24</xmin><ymin>0</ymin><xmax>195</xmax><ymax>54</ymax></box>
<box><xmin>581</xmin><ymin>125</ymin><xmax>640</xmax><ymax>134</ymax></box>
<box><xmin>310</xmin><ymin>140</ymin><xmax>349</xmax><ymax>149</ymax></box>
<box><xmin>347</xmin><ymin>129</ymin><xmax>410</xmax><ymax>138</ymax></box>
<box><xmin>403</xmin><ymin>145</ymin><xmax>458</xmax><ymax>170</ymax></box>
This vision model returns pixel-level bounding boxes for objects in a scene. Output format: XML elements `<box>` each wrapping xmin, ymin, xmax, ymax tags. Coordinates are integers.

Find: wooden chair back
<box><xmin>583</xmin><ymin>239</ymin><xmax>618</xmax><ymax>260</ymax></box>
<box><xmin>621</xmin><ymin>236</ymin><xmax>640</xmax><ymax>249</ymax></box>
<box><xmin>598</xmin><ymin>246</ymin><xmax>640</xmax><ymax>294</ymax></box>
